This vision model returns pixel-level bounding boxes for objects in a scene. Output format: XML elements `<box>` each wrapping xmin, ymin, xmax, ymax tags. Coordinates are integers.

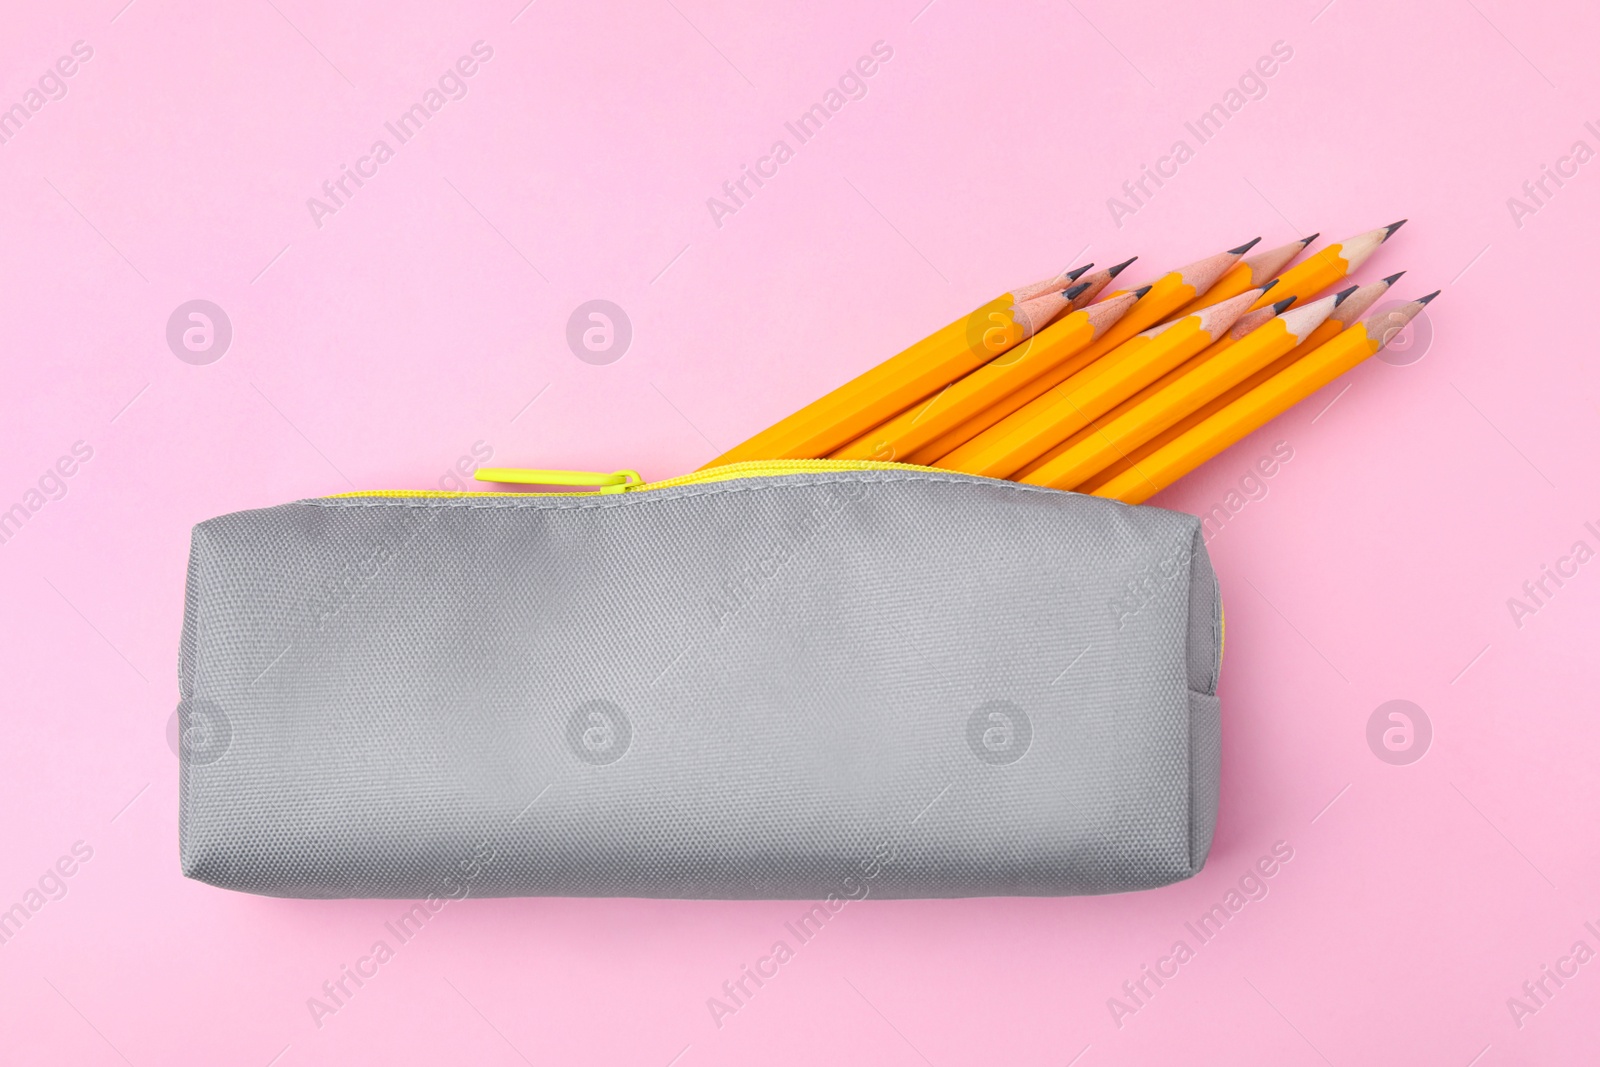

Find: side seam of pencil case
<box><xmin>1185</xmin><ymin>527</ymin><xmax>1223</xmax><ymax>874</ymax></box>
<box><xmin>177</xmin><ymin>467</ymin><xmax>1223</xmax><ymax>899</ymax></box>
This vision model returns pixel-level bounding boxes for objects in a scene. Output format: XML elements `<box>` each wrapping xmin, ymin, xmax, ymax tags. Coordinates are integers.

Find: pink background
<box><xmin>3</xmin><ymin>0</ymin><xmax>1598</xmax><ymax>1062</ymax></box>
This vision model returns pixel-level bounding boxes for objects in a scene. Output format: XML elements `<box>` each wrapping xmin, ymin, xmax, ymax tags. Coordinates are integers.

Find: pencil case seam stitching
<box><xmin>295</xmin><ymin>473</ymin><xmax>1098</xmax><ymax>510</ymax></box>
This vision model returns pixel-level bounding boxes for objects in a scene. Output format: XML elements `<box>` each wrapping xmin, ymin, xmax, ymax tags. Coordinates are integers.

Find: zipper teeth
<box><xmin>637</xmin><ymin>459</ymin><xmax>939</xmax><ymax>492</ymax></box>
<box><xmin>326</xmin><ymin>459</ymin><xmax>944</xmax><ymax>499</ymax></box>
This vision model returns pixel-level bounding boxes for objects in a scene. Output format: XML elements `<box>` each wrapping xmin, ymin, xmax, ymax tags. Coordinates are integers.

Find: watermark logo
<box><xmin>1506</xmin><ymin>523</ymin><xmax>1597</xmax><ymax>629</ymax></box>
<box><xmin>0</xmin><ymin>40</ymin><xmax>94</xmax><ymax>148</ymax></box>
<box><xmin>308</xmin><ymin>837</ymin><xmax>501</xmax><ymax>1029</ymax></box>
<box><xmin>307</xmin><ymin>41</ymin><xmax>495</xmax><ymax>230</ymax></box>
<box><xmin>169</xmin><ymin>698</ymin><xmax>232</xmax><ymax>765</ymax></box>
<box><xmin>1507</xmin><ymin>922</ymin><xmax>1600</xmax><ymax>1030</ymax></box>
<box><xmin>566</xmin><ymin>700</ymin><xmax>631</xmax><ymax>765</ymax></box>
<box><xmin>436</xmin><ymin>439</ymin><xmax>495</xmax><ymax>492</ymax></box>
<box><xmin>1106</xmin><ymin>41</ymin><xmax>1294</xmax><ymax>227</ymax></box>
<box><xmin>1365</xmin><ymin>700</ymin><xmax>1431</xmax><ymax>766</ymax></box>
<box><xmin>705</xmin><ymin>41</ymin><xmax>894</xmax><ymax>229</ymax></box>
<box><xmin>966</xmin><ymin>700</ymin><xmax>1031</xmax><ymax>765</ymax></box>
<box><xmin>1110</xmin><ymin>543</ymin><xmax>1196</xmax><ymax>630</ymax></box>
<box><xmin>566</xmin><ymin>299</ymin><xmax>632</xmax><ymax>365</ymax></box>
<box><xmin>709</xmin><ymin>480</ymin><xmax>866</xmax><ymax>626</ymax></box>
<box><xmin>0</xmin><ymin>440</ymin><xmax>93</xmax><ymax>549</ymax></box>
<box><xmin>1371</xmin><ymin>300</ymin><xmax>1433</xmax><ymax>366</ymax></box>
<box><xmin>1109</xmin><ymin>841</ymin><xmax>1294</xmax><ymax>1028</ymax></box>
<box><xmin>166</xmin><ymin>300</ymin><xmax>232</xmax><ymax>365</ymax></box>
<box><xmin>707</xmin><ymin>803</ymin><xmax>929</xmax><ymax>1031</ymax></box>
<box><xmin>0</xmin><ymin>840</ymin><xmax>95</xmax><ymax>950</ymax></box>
<box><xmin>1506</xmin><ymin>123</ymin><xmax>1600</xmax><ymax>230</ymax></box>
<box><xmin>964</xmin><ymin>301</ymin><xmax>1034</xmax><ymax>368</ymax></box>
<box><xmin>1198</xmin><ymin>440</ymin><xmax>1293</xmax><ymax>542</ymax></box>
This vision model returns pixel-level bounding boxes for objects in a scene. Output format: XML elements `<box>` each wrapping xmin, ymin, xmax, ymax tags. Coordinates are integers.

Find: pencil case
<box><xmin>177</xmin><ymin>459</ymin><xmax>1223</xmax><ymax>899</ymax></box>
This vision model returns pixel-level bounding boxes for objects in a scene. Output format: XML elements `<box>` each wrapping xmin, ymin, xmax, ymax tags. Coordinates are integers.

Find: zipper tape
<box><xmin>328</xmin><ymin>459</ymin><xmax>943</xmax><ymax>499</ymax></box>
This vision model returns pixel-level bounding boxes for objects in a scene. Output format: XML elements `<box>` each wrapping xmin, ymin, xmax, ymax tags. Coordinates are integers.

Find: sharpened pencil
<box><xmin>1164</xmin><ymin>235</ymin><xmax>1316</xmax><ymax>319</ymax></box>
<box><xmin>904</xmin><ymin>242</ymin><xmax>1257</xmax><ymax>466</ymax></box>
<box><xmin>1012</xmin><ymin>262</ymin><xmax>1095</xmax><ymax>302</ymax></box>
<box><xmin>1090</xmin><ymin>292</ymin><xmax>1437</xmax><ymax>504</ymax></box>
<box><xmin>830</xmin><ymin>288</ymin><xmax>1141</xmax><ymax>463</ymax></box>
<box><xmin>1016</xmin><ymin>293</ymin><xmax>1339</xmax><ymax>490</ymax></box>
<box><xmin>931</xmin><ymin>287</ymin><xmax>1268</xmax><ymax>479</ymax></box>
<box><xmin>1064</xmin><ymin>256</ymin><xmax>1137</xmax><ymax>310</ymax></box>
<box><xmin>1246</xmin><ymin>222</ymin><xmax>1404</xmax><ymax>309</ymax></box>
<box><xmin>701</xmin><ymin>280</ymin><xmax>1078</xmax><ymax>468</ymax></box>
<box><xmin>1077</xmin><ymin>272</ymin><xmax>1405</xmax><ymax>495</ymax></box>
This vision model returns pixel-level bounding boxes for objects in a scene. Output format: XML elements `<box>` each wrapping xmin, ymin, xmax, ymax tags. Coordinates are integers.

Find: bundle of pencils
<box><xmin>703</xmin><ymin>222</ymin><xmax>1436</xmax><ymax>505</ymax></box>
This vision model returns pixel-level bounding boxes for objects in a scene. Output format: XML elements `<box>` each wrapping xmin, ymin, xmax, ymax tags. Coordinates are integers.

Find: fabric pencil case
<box><xmin>177</xmin><ymin>459</ymin><xmax>1223</xmax><ymax>899</ymax></box>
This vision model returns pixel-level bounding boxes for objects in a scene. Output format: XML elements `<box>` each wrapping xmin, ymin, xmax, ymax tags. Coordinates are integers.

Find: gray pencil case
<box><xmin>177</xmin><ymin>460</ymin><xmax>1223</xmax><ymax>900</ymax></box>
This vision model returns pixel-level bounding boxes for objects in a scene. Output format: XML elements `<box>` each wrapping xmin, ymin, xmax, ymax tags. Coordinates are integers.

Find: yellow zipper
<box><xmin>328</xmin><ymin>459</ymin><xmax>948</xmax><ymax>499</ymax></box>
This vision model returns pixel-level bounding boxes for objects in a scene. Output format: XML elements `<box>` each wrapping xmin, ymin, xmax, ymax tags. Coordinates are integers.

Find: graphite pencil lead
<box><xmin>1300</xmin><ymin>233</ymin><xmax>1321</xmax><ymax>245</ymax></box>
<box><xmin>1333</xmin><ymin>284</ymin><xmax>1360</xmax><ymax>305</ymax></box>
<box><xmin>1260</xmin><ymin>278</ymin><xmax>1278</xmax><ymax>293</ymax></box>
<box><xmin>1381</xmin><ymin>271</ymin><xmax>1407</xmax><ymax>285</ymax></box>
<box><xmin>1065</xmin><ymin>263</ymin><xmax>1095</xmax><ymax>281</ymax></box>
<box><xmin>1227</xmin><ymin>237</ymin><xmax>1263</xmax><ymax>255</ymax></box>
<box><xmin>1063</xmin><ymin>282</ymin><xmax>1091</xmax><ymax>300</ymax></box>
<box><xmin>1107</xmin><ymin>256</ymin><xmax>1138</xmax><ymax>278</ymax></box>
<box><xmin>1383</xmin><ymin>219</ymin><xmax>1408</xmax><ymax>239</ymax></box>
<box><xmin>1417</xmin><ymin>289</ymin><xmax>1440</xmax><ymax>305</ymax></box>
<box><xmin>1271</xmin><ymin>296</ymin><xmax>1296</xmax><ymax>313</ymax></box>
<box><xmin>1133</xmin><ymin>285</ymin><xmax>1153</xmax><ymax>298</ymax></box>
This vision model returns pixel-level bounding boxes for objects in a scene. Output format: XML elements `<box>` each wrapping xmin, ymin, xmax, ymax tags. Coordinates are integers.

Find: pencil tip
<box><xmin>1132</xmin><ymin>285</ymin><xmax>1153</xmax><ymax>298</ymax></box>
<box><xmin>1271</xmin><ymin>297</ymin><xmax>1296</xmax><ymax>313</ymax></box>
<box><xmin>1260</xmin><ymin>278</ymin><xmax>1278</xmax><ymax>293</ymax></box>
<box><xmin>1065</xmin><ymin>263</ymin><xmax>1094</xmax><ymax>281</ymax></box>
<box><xmin>1228</xmin><ymin>237</ymin><xmax>1263</xmax><ymax>256</ymax></box>
<box><xmin>1300</xmin><ymin>233</ymin><xmax>1320</xmax><ymax>245</ymax></box>
<box><xmin>1383</xmin><ymin>219</ymin><xmax>1408</xmax><ymax>239</ymax></box>
<box><xmin>1108</xmin><ymin>256</ymin><xmax>1138</xmax><ymax>277</ymax></box>
<box><xmin>1333</xmin><ymin>284</ymin><xmax>1359</xmax><ymax>306</ymax></box>
<box><xmin>1417</xmin><ymin>289</ymin><xmax>1440</xmax><ymax>305</ymax></box>
<box><xmin>1381</xmin><ymin>271</ymin><xmax>1407</xmax><ymax>285</ymax></box>
<box><xmin>1063</xmin><ymin>282</ymin><xmax>1090</xmax><ymax>300</ymax></box>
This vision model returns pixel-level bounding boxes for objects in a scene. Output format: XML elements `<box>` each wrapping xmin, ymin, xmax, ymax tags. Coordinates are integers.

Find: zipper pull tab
<box><xmin>473</xmin><ymin>468</ymin><xmax>644</xmax><ymax>494</ymax></box>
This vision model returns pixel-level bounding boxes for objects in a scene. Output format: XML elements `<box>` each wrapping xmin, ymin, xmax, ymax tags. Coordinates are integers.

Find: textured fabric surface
<box><xmin>177</xmin><ymin>469</ymin><xmax>1222</xmax><ymax>899</ymax></box>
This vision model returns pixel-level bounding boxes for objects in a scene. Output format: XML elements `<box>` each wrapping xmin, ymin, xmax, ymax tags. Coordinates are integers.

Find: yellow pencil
<box><xmin>1164</xmin><ymin>235</ymin><xmax>1316</xmax><ymax>318</ymax></box>
<box><xmin>1078</xmin><ymin>272</ymin><xmax>1403</xmax><ymax>494</ymax></box>
<box><xmin>1012</xmin><ymin>294</ymin><xmax>1301</xmax><ymax>483</ymax></box>
<box><xmin>1011</xmin><ymin>261</ymin><xmax>1099</xmax><ymax>302</ymax></box>
<box><xmin>1090</xmin><ymin>292</ymin><xmax>1437</xmax><ymax>504</ymax></box>
<box><xmin>905</xmin><ymin>241</ymin><xmax>1259</xmax><ymax>465</ymax></box>
<box><xmin>1060</xmin><ymin>256</ymin><xmax>1138</xmax><ymax>310</ymax></box>
<box><xmin>830</xmin><ymin>289</ymin><xmax>1141</xmax><ymax>462</ymax></box>
<box><xmin>1016</xmin><ymin>293</ymin><xmax>1339</xmax><ymax>490</ymax></box>
<box><xmin>932</xmin><ymin>288</ymin><xmax>1266</xmax><ymax>479</ymax></box>
<box><xmin>700</xmin><ymin>276</ymin><xmax>1084</xmax><ymax>468</ymax></box>
<box><xmin>1245</xmin><ymin>221</ymin><xmax>1404</xmax><ymax>310</ymax></box>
